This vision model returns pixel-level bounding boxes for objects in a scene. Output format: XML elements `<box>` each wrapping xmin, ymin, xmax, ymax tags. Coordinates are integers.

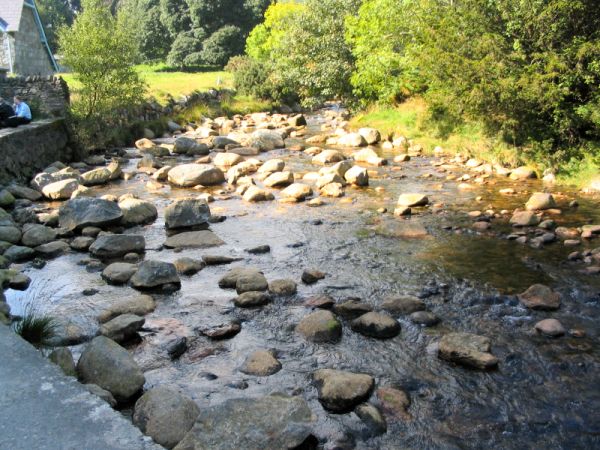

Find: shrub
<box><xmin>200</xmin><ymin>26</ymin><xmax>245</xmax><ymax>68</ymax></box>
<box><xmin>13</xmin><ymin>309</ymin><xmax>57</xmax><ymax>349</ymax></box>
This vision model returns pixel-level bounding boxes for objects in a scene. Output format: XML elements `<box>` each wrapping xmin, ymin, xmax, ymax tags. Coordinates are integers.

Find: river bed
<box><xmin>5</xmin><ymin>111</ymin><xmax>600</xmax><ymax>449</ymax></box>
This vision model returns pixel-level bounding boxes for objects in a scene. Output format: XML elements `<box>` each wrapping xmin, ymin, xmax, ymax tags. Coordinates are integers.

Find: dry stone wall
<box><xmin>0</xmin><ymin>75</ymin><xmax>69</xmax><ymax>118</ymax></box>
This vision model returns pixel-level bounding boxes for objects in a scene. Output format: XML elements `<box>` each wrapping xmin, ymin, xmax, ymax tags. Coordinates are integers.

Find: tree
<box><xmin>166</xmin><ymin>29</ymin><xmax>205</xmax><ymax>68</ymax></box>
<box><xmin>201</xmin><ymin>25</ymin><xmax>245</xmax><ymax>67</ymax></box>
<box><xmin>58</xmin><ymin>0</ymin><xmax>146</xmax><ymax>146</ymax></box>
<box><xmin>37</xmin><ymin>0</ymin><xmax>76</xmax><ymax>53</ymax></box>
<box><xmin>159</xmin><ymin>0</ymin><xmax>191</xmax><ymax>37</ymax></box>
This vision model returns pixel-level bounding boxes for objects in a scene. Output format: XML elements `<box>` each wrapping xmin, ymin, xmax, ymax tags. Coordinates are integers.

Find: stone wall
<box><xmin>0</xmin><ymin>119</ymin><xmax>71</xmax><ymax>184</ymax></box>
<box><xmin>0</xmin><ymin>75</ymin><xmax>69</xmax><ymax>118</ymax></box>
<box><xmin>13</xmin><ymin>7</ymin><xmax>54</xmax><ymax>76</ymax></box>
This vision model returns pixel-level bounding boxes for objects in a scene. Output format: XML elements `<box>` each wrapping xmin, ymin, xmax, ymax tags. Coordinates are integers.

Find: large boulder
<box><xmin>312</xmin><ymin>369</ymin><xmax>374</xmax><ymax>413</ymax></box>
<box><xmin>173</xmin><ymin>137</ymin><xmax>209</xmax><ymax>155</ymax></box>
<box><xmin>248</xmin><ymin>129</ymin><xmax>285</xmax><ymax>151</ymax></box>
<box><xmin>31</xmin><ymin>169</ymin><xmax>81</xmax><ymax>192</ymax></box>
<box><xmin>358</xmin><ymin>127</ymin><xmax>381</xmax><ymax>145</ymax></box>
<box><xmin>89</xmin><ymin>234</ymin><xmax>145</xmax><ymax>259</ymax></box>
<box><xmin>263</xmin><ymin>171</ymin><xmax>294</xmax><ymax>188</ymax></box>
<box><xmin>119</xmin><ymin>198</ymin><xmax>158</xmax><ymax>226</ymax></box>
<box><xmin>0</xmin><ymin>225</ymin><xmax>21</xmax><ymax>244</ymax></box>
<box><xmin>525</xmin><ymin>192</ymin><xmax>556</xmax><ymax>211</ymax></box>
<box><xmin>438</xmin><ymin>332</ymin><xmax>498</xmax><ymax>370</ymax></box>
<box><xmin>296</xmin><ymin>310</ymin><xmax>342</xmax><ymax>343</ymax></box>
<box><xmin>173</xmin><ymin>395</ymin><xmax>314</xmax><ymax>450</ymax></box>
<box><xmin>130</xmin><ymin>260</ymin><xmax>181</xmax><ymax>290</ymax></box>
<box><xmin>134</xmin><ymin>387</ymin><xmax>200</xmax><ymax>449</ymax></box>
<box><xmin>338</xmin><ymin>133</ymin><xmax>367</xmax><ymax>147</ymax></box>
<box><xmin>59</xmin><ymin>198</ymin><xmax>123</xmax><ymax>231</ymax></box>
<box><xmin>168</xmin><ymin>164</ymin><xmax>225</xmax><ymax>187</ymax></box>
<box><xmin>280</xmin><ymin>183</ymin><xmax>313</xmax><ymax>201</ymax></box>
<box><xmin>41</xmin><ymin>178</ymin><xmax>80</xmax><ymax>200</ymax></box>
<box><xmin>344</xmin><ymin>165</ymin><xmax>369</xmax><ymax>186</ymax></box>
<box><xmin>242</xmin><ymin>186</ymin><xmax>274</xmax><ymax>202</ymax></box>
<box><xmin>21</xmin><ymin>224</ymin><xmax>57</xmax><ymax>247</ymax></box>
<box><xmin>164</xmin><ymin>199</ymin><xmax>211</xmax><ymax>230</ymax></box>
<box><xmin>76</xmin><ymin>336</ymin><xmax>145</xmax><ymax>402</ymax></box>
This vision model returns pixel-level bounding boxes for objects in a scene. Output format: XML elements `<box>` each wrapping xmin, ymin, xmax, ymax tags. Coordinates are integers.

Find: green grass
<box><xmin>175</xmin><ymin>93</ymin><xmax>274</xmax><ymax>123</ymax></box>
<box><xmin>350</xmin><ymin>97</ymin><xmax>526</xmax><ymax>169</ymax></box>
<box><xmin>60</xmin><ymin>63</ymin><xmax>234</xmax><ymax>105</ymax></box>
<box><xmin>12</xmin><ymin>309</ymin><xmax>57</xmax><ymax>349</ymax></box>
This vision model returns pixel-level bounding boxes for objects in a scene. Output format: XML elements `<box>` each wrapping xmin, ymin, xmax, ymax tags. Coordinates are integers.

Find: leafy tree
<box><xmin>200</xmin><ymin>25</ymin><xmax>245</xmax><ymax>67</ymax></box>
<box><xmin>37</xmin><ymin>0</ymin><xmax>76</xmax><ymax>53</ymax></box>
<box><xmin>166</xmin><ymin>29</ymin><xmax>205</xmax><ymax>68</ymax></box>
<box><xmin>272</xmin><ymin>0</ymin><xmax>361</xmax><ymax>107</ymax></box>
<box><xmin>159</xmin><ymin>0</ymin><xmax>191</xmax><ymax>37</ymax></box>
<box><xmin>246</xmin><ymin>1</ymin><xmax>304</xmax><ymax>61</ymax></box>
<box><xmin>121</xmin><ymin>0</ymin><xmax>172</xmax><ymax>61</ymax></box>
<box><xmin>58</xmin><ymin>0</ymin><xmax>146</xmax><ymax>147</ymax></box>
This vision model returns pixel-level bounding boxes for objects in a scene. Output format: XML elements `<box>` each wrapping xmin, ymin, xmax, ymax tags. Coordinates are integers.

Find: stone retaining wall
<box><xmin>0</xmin><ymin>119</ymin><xmax>71</xmax><ymax>184</ymax></box>
<box><xmin>0</xmin><ymin>75</ymin><xmax>69</xmax><ymax>118</ymax></box>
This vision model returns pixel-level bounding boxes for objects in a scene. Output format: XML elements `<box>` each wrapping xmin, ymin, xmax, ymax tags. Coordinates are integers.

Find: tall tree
<box><xmin>37</xmin><ymin>0</ymin><xmax>76</xmax><ymax>53</ymax></box>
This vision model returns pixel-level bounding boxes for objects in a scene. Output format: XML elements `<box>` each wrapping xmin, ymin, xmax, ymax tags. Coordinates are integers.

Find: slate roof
<box><xmin>0</xmin><ymin>0</ymin><xmax>25</xmax><ymax>32</ymax></box>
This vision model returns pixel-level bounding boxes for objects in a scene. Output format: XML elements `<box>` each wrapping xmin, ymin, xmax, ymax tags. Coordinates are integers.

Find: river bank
<box><xmin>1</xmin><ymin>109</ymin><xmax>600</xmax><ymax>449</ymax></box>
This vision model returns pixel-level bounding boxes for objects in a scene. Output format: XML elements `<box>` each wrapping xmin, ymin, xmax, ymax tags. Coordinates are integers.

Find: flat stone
<box><xmin>304</xmin><ymin>294</ymin><xmax>335</xmax><ymax>309</ymax></box>
<box><xmin>35</xmin><ymin>241</ymin><xmax>70</xmax><ymax>258</ymax></box>
<box><xmin>438</xmin><ymin>332</ymin><xmax>499</xmax><ymax>370</ymax></box>
<box><xmin>21</xmin><ymin>224</ymin><xmax>57</xmax><ymax>247</ymax></box>
<box><xmin>168</xmin><ymin>164</ymin><xmax>225</xmax><ymax>187</ymax></box>
<box><xmin>240</xmin><ymin>349</ymin><xmax>282</xmax><ymax>376</ymax></box>
<box><xmin>296</xmin><ymin>310</ymin><xmax>342</xmax><ymax>343</ymax></box>
<box><xmin>268</xmin><ymin>279</ymin><xmax>297</xmax><ymax>296</ymax></box>
<box><xmin>97</xmin><ymin>295</ymin><xmax>156</xmax><ymax>323</ymax></box>
<box><xmin>174</xmin><ymin>257</ymin><xmax>205</xmax><ymax>275</ymax></box>
<box><xmin>518</xmin><ymin>284</ymin><xmax>561</xmax><ymax>310</ymax></box>
<box><xmin>4</xmin><ymin>245</ymin><xmax>35</xmax><ymax>262</ymax></box>
<box><xmin>173</xmin><ymin>395</ymin><xmax>314</xmax><ymax>450</ymax></box>
<box><xmin>202</xmin><ymin>255</ymin><xmax>243</xmax><ymax>265</ymax></box>
<box><xmin>397</xmin><ymin>194</ymin><xmax>429</xmax><ymax>207</ymax></box>
<box><xmin>164</xmin><ymin>230</ymin><xmax>224</xmax><ymax>249</ymax></box>
<box><xmin>351</xmin><ymin>312</ymin><xmax>400</xmax><ymax>339</ymax></box>
<box><xmin>333</xmin><ymin>299</ymin><xmax>373</xmax><ymax>319</ymax></box>
<box><xmin>198</xmin><ymin>321</ymin><xmax>241</xmax><ymax>339</ymax></box>
<box><xmin>313</xmin><ymin>369</ymin><xmax>374</xmax><ymax>413</ymax></box>
<box><xmin>301</xmin><ymin>269</ymin><xmax>326</xmax><ymax>284</ymax></box>
<box><xmin>164</xmin><ymin>199</ymin><xmax>211</xmax><ymax>230</ymax></box>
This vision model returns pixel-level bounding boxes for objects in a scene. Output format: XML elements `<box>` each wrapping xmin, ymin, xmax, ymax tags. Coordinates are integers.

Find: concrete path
<box><xmin>0</xmin><ymin>324</ymin><xmax>162</xmax><ymax>450</ymax></box>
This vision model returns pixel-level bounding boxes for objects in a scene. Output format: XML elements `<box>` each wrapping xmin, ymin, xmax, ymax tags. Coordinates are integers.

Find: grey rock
<box><xmin>119</xmin><ymin>198</ymin><xmax>158</xmax><ymax>226</ymax></box>
<box><xmin>0</xmin><ymin>226</ymin><xmax>22</xmax><ymax>244</ymax></box>
<box><xmin>59</xmin><ymin>198</ymin><xmax>123</xmax><ymax>231</ymax></box>
<box><xmin>380</xmin><ymin>295</ymin><xmax>425</xmax><ymax>315</ymax></box>
<box><xmin>313</xmin><ymin>369</ymin><xmax>374</xmax><ymax>413</ymax></box>
<box><xmin>134</xmin><ymin>387</ymin><xmax>200</xmax><ymax>449</ymax></box>
<box><xmin>164</xmin><ymin>230</ymin><xmax>224</xmax><ymax>249</ymax></box>
<box><xmin>355</xmin><ymin>403</ymin><xmax>387</xmax><ymax>436</ymax></box>
<box><xmin>233</xmin><ymin>291</ymin><xmax>271</xmax><ymax>308</ymax></box>
<box><xmin>268</xmin><ymin>279</ymin><xmax>297</xmax><ymax>296</ymax></box>
<box><xmin>48</xmin><ymin>348</ymin><xmax>76</xmax><ymax>377</ymax></box>
<box><xmin>101</xmin><ymin>262</ymin><xmax>138</xmax><ymax>284</ymax></box>
<box><xmin>98</xmin><ymin>295</ymin><xmax>156</xmax><ymax>323</ymax></box>
<box><xmin>173</xmin><ymin>394</ymin><xmax>314</xmax><ymax>450</ymax></box>
<box><xmin>100</xmin><ymin>314</ymin><xmax>145</xmax><ymax>343</ymax></box>
<box><xmin>240</xmin><ymin>349</ymin><xmax>282</xmax><ymax>376</ymax></box>
<box><xmin>90</xmin><ymin>234</ymin><xmax>146</xmax><ymax>259</ymax></box>
<box><xmin>333</xmin><ymin>299</ymin><xmax>373</xmax><ymax>320</ymax></box>
<box><xmin>77</xmin><ymin>336</ymin><xmax>145</xmax><ymax>402</ymax></box>
<box><xmin>438</xmin><ymin>332</ymin><xmax>499</xmax><ymax>370</ymax></box>
<box><xmin>350</xmin><ymin>312</ymin><xmax>400</xmax><ymax>339</ymax></box>
<box><xmin>83</xmin><ymin>383</ymin><xmax>117</xmax><ymax>408</ymax></box>
<box><xmin>4</xmin><ymin>245</ymin><xmax>35</xmax><ymax>262</ymax></box>
<box><xmin>130</xmin><ymin>260</ymin><xmax>181</xmax><ymax>290</ymax></box>
<box><xmin>164</xmin><ymin>199</ymin><xmax>211</xmax><ymax>230</ymax></box>
<box><xmin>174</xmin><ymin>257</ymin><xmax>205</xmax><ymax>275</ymax></box>
<box><xmin>21</xmin><ymin>224</ymin><xmax>57</xmax><ymax>247</ymax></box>
<box><xmin>409</xmin><ymin>311</ymin><xmax>440</xmax><ymax>326</ymax></box>
<box><xmin>296</xmin><ymin>310</ymin><xmax>342</xmax><ymax>343</ymax></box>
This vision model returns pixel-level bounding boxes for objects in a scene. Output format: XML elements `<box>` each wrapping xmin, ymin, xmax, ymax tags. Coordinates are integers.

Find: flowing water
<box><xmin>5</xmin><ymin>112</ymin><xmax>600</xmax><ymax>449</ymax></box>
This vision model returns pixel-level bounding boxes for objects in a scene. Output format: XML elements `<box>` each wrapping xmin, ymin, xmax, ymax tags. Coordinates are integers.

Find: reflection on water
<box><xmin>5</xmin><ymin>113</ymin><xmax>600</xmax><ymax>448</ymax></box>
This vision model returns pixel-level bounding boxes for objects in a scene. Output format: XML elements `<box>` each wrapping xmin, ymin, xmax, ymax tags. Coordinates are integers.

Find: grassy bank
<box><xmin>349</xmin><ymin>98</ymin><xmax>600</xmax><ymax>189</ymax></box>
<box><xmin>61</xmin><ymin>63</ymin><xmax>234</xmax><ymax>104</ymax></box>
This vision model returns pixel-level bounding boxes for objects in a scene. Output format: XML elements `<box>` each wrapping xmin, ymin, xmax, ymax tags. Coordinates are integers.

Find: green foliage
<box><xmin>58</xmin><ymin>0</ymin><xmax>146</xmax><ymax>149</ymax></box>
<box><xmin>12</xmin><ymin>309</ymin><xmax>57</xmax><ymax>349</ymax></box>
<box><xmin>200</xmin><ymin>26</ymin><xmax>245</xmax><ymax>67</ymax></box>
<box><xmin>167</xmin><ymin>30</ymin><xmax>205</xmax><ymax>68</ymax></box>
<box><xmin>37</xmin><ymin>0</ymin><xmax>76</xmax><ymax>53</ymax></box>
<box><xmin>125</xmin><ymin>0</ymin><xmax>172</xmax><ymax>61</ymax></box>
<box><xmin>272</xmin><ymin>0</ymin><xmax>361</xmax><ymax>108</ymax></box>
<box><xmin>246</xmin><ymin>2</ymin><xmax>305</xmax><ymax>61</ymax></box>
<box><xmin>159</xmin><ymin>0</ymin><xmax>191</xmax><ymax>37</ymax></box>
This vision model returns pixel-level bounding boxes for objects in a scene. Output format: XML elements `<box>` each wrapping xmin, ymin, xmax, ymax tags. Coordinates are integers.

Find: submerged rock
<box><xmin>133</xmin><ymin>387</ymin><xmax>200</xmax><ymax>450</ymax></box>
<box><xmin>173</xmin><ymin>394</ymin><xmax>314</xmax><ymax>450</ymax></box>
<box><xmin>97</xmin><ymin>294</ymin><xmax>156</xmax><ymax>323</ymax></box>
<box><xmin>376</xmin><ymin>387</ymin><xmax>411</xmax><ymax>421</ymax></box>
<box><xmin>77</xmin><ymin>336</ymin><xmax>145</xmax><ymax>402</ymax></box>
<box><xmin>534</xmin><ymin>318</ymin><xmax>565</xmax><ymax>337</ymax></box>
<box><xmin>333</xmin><ymin>299</ymin><xmax>373</xmax><ymax>320</ymax></box>
<box><xmin>233</xmin><ymin>291</ymin><xmax>271</xmax><ymax>307</ymax></box>
<box><xmin>380</xmin><ymin>295</ymin><xmax>425</xmax><ymax>315</ymax></box>
<box><xmin>355</xmin><ymin>403</ymin><xmax>387</xmax><ymax>436</ymax></box>
<box><xmin>313</xmin><ymin>369</ymin><xmax>374</xmax><ymax>413</ymax></box>
<box><xmin>164</xmin><ymin>230</ymin><xmax>224</xmax><ymax>249</ymax></box>
<box><xmin>438</xmin><ymin>332</ymin><xmax>498</xmax><ymax>370</ymax></box>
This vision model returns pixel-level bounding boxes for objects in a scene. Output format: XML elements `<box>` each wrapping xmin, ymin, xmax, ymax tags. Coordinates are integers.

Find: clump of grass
<box><xmin>12</xmin><ymin>308</ymin><xmax>57</xmax><ymax>349</ymax></box>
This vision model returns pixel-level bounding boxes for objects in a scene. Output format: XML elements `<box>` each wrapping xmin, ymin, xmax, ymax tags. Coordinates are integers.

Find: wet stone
<box><xmin>164</xmin><ymin>230</ymin><xmax>224</xmax><ymax>249</ymax></box>
<box><xmin>100</xmin><ymin>314</ymin><xmax>145</xmax><ymax>343</ymax></box>
<box><xmin>518</xmin><ymin>284</ymin><xmax>561</xmax><ymax>310</ymax></box>
<box><xmin>438</xmin><ymin>332</ymin><xmax>499</xmax><ymax>370</ymax></box>
<box><xmin>351</xmin><ymin>312</ymin><xmax>400</xmax><ymax>339</ymax></box>
<box><xmin>236</xmin><ymin>271</ymin><xmax>268</xmax><ymax>294</ymax></box>
<box><xmin>48</xmin><ymin>347</ymin><xmax>76</xmax><ymax>377</ymax></box>
<box><xmin>296</xmin><ymin>310</ymin><xmax>342</xmax><ymax>343</ymax></box>
<box><xmin>268</xmin><ymin>279</ymin><xmax>297</xmax><ymax>296</ymax></box>
<box><xmin>101</xmin><ymin>262</ymin><xmax>138</xmax><ymax>284</ymax></box>
<box><xmin>301</xmin><ymin>269</ymin><xmax>326</xmax><ymax>284</ymax></box>
<box><xmin>130</xmin><ymin>260</ymin><xmax>181</xmax><ymax>291</ymax></box>
<box><xmin>380</xmin><ymin>295</ymin><xmax>425</xmax><ymax>316</ymax></box>
<box><xmin>240</xmin><ymin>349</ymin><xmax>282</xmax><ymax>376</ymax></box>
<box><xmin>376</xmin><ymin>387</ymin><xmax>411</xmax><ymax>420</ymax></box>
<box><xmin>409</xmin><ymin>311</ymin><xmax>440</xmax><ymax>326</ymax></box>
<box><xmin>70</xmin><ymin>236</ymin><xmax>95</xmax><ymax>251</ymax></box>
<box><xmin>534</xmin><ymin>318</ymin><xmax>566</xmax><ymax>337</ymax></box>
<box><xmin>245</xmin><ymin>244</ymin><xmax>270</xmax><ymax>254</ymax></box>
<box><xmin>174</xmin><ymin>257</ymin><xmax>206</xmax><ymax>275</ymax></box>
<box><xmin>233</xmin><ymin>291</ymin><xmax>271</xmax><ymax>307</ymax></box>
<box><xmin>89</xmin><ymin>234</ymin><xmax>146</xmax><ymax>259</ymax></box>
<box><xmin>333</xmin><ymin>299</ymin><xmax>373</xmax><ymax>320</ymax></box>
<box><xmin>97</xmin><ymin>294</ymin><xmax>156</xmax><ymax>323</ymax></box>
<box><xmin>59</xmin><ymin>197</ymin><xmax>123</xmax><ymax>231</ymax></box>
<box><xmin>313</xmin><ymin>369</ymin><xmax>375</xmax><ymax>413</ymax></box>
<box><xmin>7</xmin><ymin>273</ymin><xmax>31</xmax><ymax>290</ymax></box>
<box><xmin>83</xmin><ymin>384</ymin><xmax>117</xmax><ymax>407</ymax></box>
<box><xmin>202</xmin><ymin>255</ymin><xmax>243</xmax><ymax>265</ymax></box>
<box><xmin>355</xmin><ymin>403</ymin><xmax>387</xmax><ymax>436</ymax></box>
<box><xmin>198</xmin><ymin>321</ymin><xmax>241</xmax><ymax>340</ymax></box>
<box><xmin>304</xmin><ymin>294</ymin><xmax>335</xmax><ymax>309</ymax></box>
<box><xmin>35</xmin><ymin>241</ymin><xmax>70</xmax><ymax>258</ymax></box>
